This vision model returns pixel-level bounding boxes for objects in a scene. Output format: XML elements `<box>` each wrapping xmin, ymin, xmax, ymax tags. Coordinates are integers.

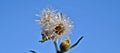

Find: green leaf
<box><xmin>38</xmin><ymin>39</ymin><xmax>46</xmax><ymax>43</ymax></box>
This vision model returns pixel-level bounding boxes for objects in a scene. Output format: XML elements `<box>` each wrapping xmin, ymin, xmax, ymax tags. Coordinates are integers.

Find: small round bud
<box><xmin>60</xmin><ymin>39</ymin><xmax>70</xmax><ymax>52</ymax></box>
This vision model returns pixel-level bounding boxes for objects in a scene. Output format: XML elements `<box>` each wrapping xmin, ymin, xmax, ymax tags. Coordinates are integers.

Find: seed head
<box><xmin>37</xmin><ymin>8</ymin><xmax>73</xmax><ymax>41</ymax></box>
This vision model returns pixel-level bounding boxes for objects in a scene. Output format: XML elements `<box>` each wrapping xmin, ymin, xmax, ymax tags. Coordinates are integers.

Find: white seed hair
<box><xmin>37</xmin><ymin>8</ymin><xmax>73</xmax><ymax>41</ymax></box>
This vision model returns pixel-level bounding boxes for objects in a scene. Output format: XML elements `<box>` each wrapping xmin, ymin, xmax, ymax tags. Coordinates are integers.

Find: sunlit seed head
<box><xmin>41</xmin><ymin>17</ymin><xmax>50</xmax><ymax>24</ymax></box>
<box><xmin>36</xmin><ymin>8</ymin><xmax>73</xmax><ymax>41</ymax></box>
<box><xmin>54</xmin><ymin>23</ymin><xmax>65</xmax><ymax>35</ymax></box>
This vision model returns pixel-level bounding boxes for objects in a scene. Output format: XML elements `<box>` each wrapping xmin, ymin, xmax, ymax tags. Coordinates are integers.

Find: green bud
<box><xmin>60</xmin><ymin>39</ymin><xmax>70</xmax><ymax>52</ymax></box>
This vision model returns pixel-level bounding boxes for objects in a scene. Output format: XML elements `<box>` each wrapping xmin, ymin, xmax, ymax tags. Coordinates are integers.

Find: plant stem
<box><xmin>54</xmin><ymin>41</ymin><xmax>64</xmax><ymax>53</ymax></box>
<box><xmin>70</xmin><ymin>36</ymin><xmax>84</xmax><ymax>49</ymax></box>
<box><xmin>54</xmin><ymin>36</ymin><xmax>83</xmax><ymax>53</ymax></box>
<box><xmin>54</xmin><ymin>41</ymin><xmax>59</xmax><ymax>53</ymax></box>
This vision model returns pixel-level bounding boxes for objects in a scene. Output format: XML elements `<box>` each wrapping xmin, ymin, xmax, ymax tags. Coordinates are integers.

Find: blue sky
<box><xmin>0</xmin><ymin>0</ymin><xmax>120</xmax><ymax>53</ymax></box>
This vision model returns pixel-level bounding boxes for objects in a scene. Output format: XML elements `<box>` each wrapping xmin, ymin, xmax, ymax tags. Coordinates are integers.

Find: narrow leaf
<box><xmin>30</xmin><ymin>50</ymin><xmax>36</xmax><ymax>53</ymax></box>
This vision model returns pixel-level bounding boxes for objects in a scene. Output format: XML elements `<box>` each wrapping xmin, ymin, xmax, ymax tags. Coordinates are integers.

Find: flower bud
<box><xmin>60</xmin><ymin>39</ymin><xmax>70</xmax><ymax>52</ymax></box>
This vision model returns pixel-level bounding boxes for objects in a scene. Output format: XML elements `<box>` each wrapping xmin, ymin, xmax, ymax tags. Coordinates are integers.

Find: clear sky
<box><xmin>0</xmin><ymin>0</ymin><xmax>120</xmax><ymax>53</ymax></box>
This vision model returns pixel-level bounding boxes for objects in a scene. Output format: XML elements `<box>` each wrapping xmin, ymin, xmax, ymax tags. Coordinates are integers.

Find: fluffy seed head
<box><xmin>37</xmin><ymin>8</ymin><xmax>73</xmax><ymax>41</ymax></box>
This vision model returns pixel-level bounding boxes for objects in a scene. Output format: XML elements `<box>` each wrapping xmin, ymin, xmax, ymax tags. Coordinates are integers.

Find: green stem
<box><xmin>54</xmin><ymin>41</ymin><xmax>64</xmax><ymax>53</ymax></box>
<box><xmin>70</xmin><ymin>36</ymin><xmax>84</xmax><ymax>49</ymax></box>
<box><xmin>54</xmin><ymin>41</ymin><xmax>59</xmax><ymax>53</ymax></box>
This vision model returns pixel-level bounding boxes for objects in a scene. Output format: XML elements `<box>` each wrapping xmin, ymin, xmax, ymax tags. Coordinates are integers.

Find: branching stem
<box><xmin>54</xmin><ymin>41</ymin><xmax>64</xmax><ymax>53</ymax></box>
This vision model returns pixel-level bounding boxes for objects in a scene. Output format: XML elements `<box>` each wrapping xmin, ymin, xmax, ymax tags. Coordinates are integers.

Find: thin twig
<box><xmin>70</xmin><ymin>36</ymin><xmax>84</xmax><ymax>49</ymax></box>
<box><xmin>54</xmin><ymin>41</ymin><xmax>59</xmax><ymax>53</ymax></box>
